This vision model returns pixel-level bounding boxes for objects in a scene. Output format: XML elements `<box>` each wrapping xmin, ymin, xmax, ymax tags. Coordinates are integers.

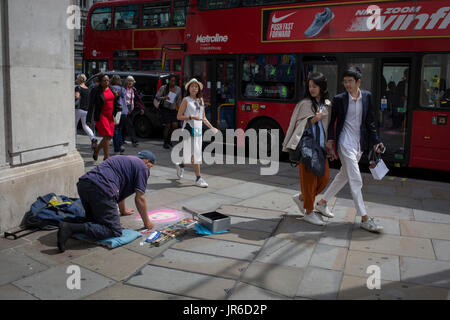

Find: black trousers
<box><xmin>77</xmin><ymin>179</ymin><xmax>122</xmax><ymax>239</ymax></box>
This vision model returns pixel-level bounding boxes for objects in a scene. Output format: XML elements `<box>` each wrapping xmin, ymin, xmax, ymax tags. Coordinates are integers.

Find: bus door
<box><xmin>215</xmin><ymin>59</ymin><xmax>237</xmax><ymax>130</ymax></box>
<box><xmin>192</xmin><ymin>58</ymin><xmax>214</xmax><ymax>126</ymax></box>
<box><xmin>379</xmin><ymin>59</ymin><xmax>411</xmax><ymax>167</ymax></box>
<box><xmin>192</xmin><ymin>57</ymin><xmax>237</xmax><ymax>129</ymax></box>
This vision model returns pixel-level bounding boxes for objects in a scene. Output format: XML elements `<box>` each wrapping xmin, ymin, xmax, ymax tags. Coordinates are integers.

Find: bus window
<box><xmin>114</xmin><ymin>5</ymin><xmax>139</xmax><ymax>29</ymax></box>
<box><xmin>173</xmin><ymin>1</ymin><xmax>188</xmax><ymax>27</ymax></box>
<box><xmin>174</xmin><ymin>59</ymin><xmax>182</xmax><ymax>72</ymax></box>
<box><xmin>91</xmin><ymin>7</ymin><xmax>112</xmax><ymax>31</ymax></box>
<box><xmin>242</xmin><ymin>54</ymin><xmax>296</xmax><ymax>100</ymax></box>
<box><xmin>85</xmin><ymin>60</ymin><xmax>108</xmax><ymax>78</ymax></box>
<box><xmin>303</xmin><ymin>56</ymin><xmax>338</xmax><ymax>99</ymax></box>
<box><xmin>141</xmin><ymin>59</ymin><xmax>170</xmax><ymax>71</ymax></box>
<box><xmin>242</xmin><ymin>0</ymin><xmax>296</xmax><ymax>6</ymax></box>
<box><xmin>113</xmin><ymin>60</ymin><xmax>139</xmax><ymax>71</ymax></box>
<box><xmin>142</xmin><ymin>2</ymin><xmax>170</xmax><ymax>28</ymax></box>
<box><xmin>198</xmin><ymin>0</ymin><xmax>241</xmax><ymax>10</ymax></box>
<box><xmin>421</xmin><ymin>54</ymin><xmax>450</xmax><ymax>109</ymax></box>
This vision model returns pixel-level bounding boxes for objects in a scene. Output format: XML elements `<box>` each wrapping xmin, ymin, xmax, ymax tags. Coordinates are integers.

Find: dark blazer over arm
<box><xmin>327</xmin><ymin>90</ymin><xmax>380</xmax><ymax>153</ymax></box>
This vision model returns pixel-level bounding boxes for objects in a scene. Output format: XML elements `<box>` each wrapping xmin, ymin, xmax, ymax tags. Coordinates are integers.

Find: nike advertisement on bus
<box><xmin>262</xmin><ymin>0</ymin><xmax>450</xmax><ymax>42</ymax></box>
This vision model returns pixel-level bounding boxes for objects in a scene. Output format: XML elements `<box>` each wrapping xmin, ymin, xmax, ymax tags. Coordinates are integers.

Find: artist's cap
<box><xmin>137</xmin><ymin>150</ymin><xmax>156</xmax><ymax>164</ymax></box>
<box><xmin>185</xmin><ymin>78</ymin><xmax>203</xmax><ymax>91</ymax></box>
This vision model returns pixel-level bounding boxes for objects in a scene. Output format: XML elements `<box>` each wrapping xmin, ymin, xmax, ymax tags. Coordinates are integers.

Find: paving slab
<box><xmin>274</xmin><ymin>217</ymin><xmax>326</xmax><ymax>241</ymax></box>
<box><xmin>213</xmin><ymin>182</ymin><xmax>278</xmax><ymax>200</ymax></box>
<box><xmin>13</xmin><ymin>265</ymin><xmax>115</xmax><ymax>300</ymax></box>
<box><xmin>0</xmin><ymin>284</ymin><xmax>38</xmax><ymax>300</ymax></box>
<box><xmin>343</xmin><ymin>250</ymin><xmax>400</xmax><ymax>281</ymax></box>
<box><xmin>84</xmin><ymin>282</ymin><xmax>197</xmax><ymax>300</ymax></box>
<box><xmin>255</xmin><ymin>237</ymin><xmax>316</xmax><ymax>268</ymax></box>
<box><xmin>0</xmin><ymin>237</ymin><xmax>29</xmax><ymax>251</ymax></box>
<box><xmin>254</xmin><ymin>175</ymin><xmax>299</xmax><ymax>187</ymax></box>
<box><xmin>72</xmin><ymin>247</ymin><xmax>150</xmax><ymax>281</ymax></box>
<box><xmin>229</xmin><ymin>216</ymin><xmax>280</xmax><ymax>234</ymax></box>
<box><xmin>202</xmin><ymin>228</ymin><xmax>271</xmax><ymax>246</ymax></box>
<box><xmin>284</xmin><ymin>204</ymin><xmax>305</xmax><ymax>217</ymax></box>
<box><xmin>14</xmin><ymin>232</ymin><xmax>103</xmax><ymax>267</ymax></box>
<box><xmin>400</xmin><ymin>220</ymin><xmax>450</xmax><ymax>241</ymax></box>
<box><xmin>319</xmin><ymin>223</ymin><xmax>353</xmax><ymax>247</ymax></box>
<box><xmin>330</xmin><ymin>205</ymin><xmax>357</xmax><ymax>224</ymax></box>
<box><xmin>218</xmin><ymin>204</ymin><xmax>286</xmax><ymax>220</ymax></box>
<box><xmin>338</xmin><ymin>275</ymin><xmax>449</xmax><ymax>300</ymax></box>
<box><xmin>350</xmin><ymin>229</ymin><xmax>435</xmax><ymax>260</ymax></box>
<box><xmin>150</xmin><ymin>249</ymin><xmax>249</xmax><ymax>280</ymax></box>
<box><xmin>432</xmin><ymin>239</ymin><xmax>450</xmax><ymax>261</ymax></box>
<box><xmin>198</xmin><ymin>176</ymin><xmax>244</xmax><ymax>190</ymax></box>
<box><xmin>126</xmin><ymin>265</ymin><xmax>235</xmax><ymax>300</ymax></box>
<box><xmin>229</xmin><ymin>282</ymin><xmax>287</xmax><ymax>300</ymax></box>
<box><xmin>400</xmin><ymin>257</ymin><xmax>450</xmax><ymax>289</ymax></box>
<box><xmin>170</xmin><ymin>193</ymin><xmax>242</xmax><ymax>212</ymax></box>
<box><xmin>240</xmin><ymin>261</ymin><xmax>303</xmax><ymax>298</ymax></box>
<box><xmin>431</xmin><ymin>188</ymin><xmax>450</xmax><ymax>201</ymax></box>
<box><xmin>0</xmin><ymin>248</ymin><xmax>49</xmax><ymax>286</ymax></box>
<box><xmin>413</xmin><ymin>209</ymin><xmax>450</xmax><ymax>224</ymax></box>
<box><xmin>171</xmin><ymin>237</ymin><xmax>261</xmax><ymax>261</ymax></box>
<box><xmin>236</xmin><ymin>191</ymin><xmax>295</xmax><ymax>211</ymax></box>
<box><xmin>363</xmin><ymin>201</ymin><xmax>414</xmax><ymax>220</ymax></box>
<box><xmin>422</xmin><ymin>199</ymin><xmax>450</xmax><ymax>214</ymax></box>
<box><xmin>124</xmin><ymin>235</ymin><xmax>180</xmax><ymax>258</ymax></box>
<box><xmin>309</xmin><ymin>244</ymin><xmax>348</xmax><ymax>271</ymax></box>
<box><xmin>296</xmin><ymin>267</ymin><xmax>343</xmax><ymax>300</ymax></box>
<box><xmin>360</xmin><ymin>216</ymin><xmax>400</xmax><ymax>236</ymax></box>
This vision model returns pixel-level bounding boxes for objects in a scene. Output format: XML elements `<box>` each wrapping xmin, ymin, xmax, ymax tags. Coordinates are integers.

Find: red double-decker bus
<box><xmin>85</xmin><ymin>0</ymin><xmax>450</xmax><ymax>171</ymax></box>
<box><xmin>83</xmin><ymin>0</ymin><xmax>188</xmax><ymax>77</ymax></box>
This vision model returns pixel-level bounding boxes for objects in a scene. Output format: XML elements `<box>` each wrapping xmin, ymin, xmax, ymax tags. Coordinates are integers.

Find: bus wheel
<box><xmin>134</xmin><ymin>115</ymin><xmax>152</xmax><ymax>138</ymax></box>
<box><xmin>250</xmin><ymin>118</ymin><xmax>285</xmax><ymax>160</ymax></box>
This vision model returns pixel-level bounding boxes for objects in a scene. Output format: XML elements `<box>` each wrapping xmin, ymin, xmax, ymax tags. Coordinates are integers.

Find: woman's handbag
<box><xmin>288</xmin><ymin>117</ymin><xmax>326</xmax><ymax>177</ymax></box>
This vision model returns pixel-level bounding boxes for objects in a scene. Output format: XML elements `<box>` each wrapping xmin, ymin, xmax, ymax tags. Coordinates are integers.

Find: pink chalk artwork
<box><xmin>143</xmin><ymin>209</ymin><xmax>185</xmax><ymax>223</ymax></box>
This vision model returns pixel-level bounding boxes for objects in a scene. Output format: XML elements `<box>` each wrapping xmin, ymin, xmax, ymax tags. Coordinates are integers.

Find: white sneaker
<box><xmin>176</xmin><ymin>164</ymin><xmax>184</xmax><ymax>179</ymax></box>
<box><xmin>195</xmin><ymin>177</ymin><xmax>208</xmax><ymax>188</ymax></box>
<box><xmin>315</xmin><ymin>202</ymin><xmax>334</xmax><ymax>218</ymax></box>
<box><xmin>360</xmin><ymin>217</ymin><xmax>384</xmax><ymax>233</ymax></box>
<box><xmin>292</xmin><ymin>194</ymin><xmax>306</xmax><ymax>215</ymax></box>
<box><xmin>302</xmin><ymin>211</ymin><xmax>325</xmax><ymax>226</ymax></box>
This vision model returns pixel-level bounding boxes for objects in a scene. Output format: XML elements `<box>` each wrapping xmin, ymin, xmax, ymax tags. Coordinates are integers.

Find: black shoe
<box><xmin>57</xmin><ymin>222</ymin><xmax>85</xmax><ymax>253</ymax></box>
<box><xmin>132</xmin><ymin>142</ymin><xmax>139</xmax><ymax>148</ymax></box>
<box><xmin>163</xmin><ymin>143</ymin><xmax>170</xmax><ymax>149</ymax></box>
<box><xmin>91</xmin><ymin>139</ymin><xmax>98</xmax><ymax>151</ymax></box>
<box><xmin>93</xmin><ymin>151</ymin><xmax>98</xmax><ymax>161</ymax></box>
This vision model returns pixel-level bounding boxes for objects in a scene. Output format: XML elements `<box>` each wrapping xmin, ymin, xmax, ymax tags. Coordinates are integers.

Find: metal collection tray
<box><xmin>182</xmin><ymin>206</ymin><xmax>231</xmax><ymax>233</ymax></box>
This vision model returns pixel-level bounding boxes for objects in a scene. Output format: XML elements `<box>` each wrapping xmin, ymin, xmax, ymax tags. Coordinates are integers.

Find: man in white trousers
<box><xmin>315</xmin><ymin>67</ymin><xmax>385</xmax><ymax>232</ymax></box>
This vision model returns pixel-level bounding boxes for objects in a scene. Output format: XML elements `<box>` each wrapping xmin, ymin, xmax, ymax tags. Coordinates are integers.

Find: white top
<box><xmin>339</xmin><ymin>90</ymin><xmax>363</xmax><ymax>152</ymax></box>
<box><xmin>183</xmin><ymin>96</ymin><xmax>203</xmax><ymax>130</ymax></box>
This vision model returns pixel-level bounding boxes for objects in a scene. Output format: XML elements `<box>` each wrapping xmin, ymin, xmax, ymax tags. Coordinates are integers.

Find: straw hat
<box><xmin>185</xmin><ymin>78</ymin><xmax>203</xmax><ymax>91</ymax></box>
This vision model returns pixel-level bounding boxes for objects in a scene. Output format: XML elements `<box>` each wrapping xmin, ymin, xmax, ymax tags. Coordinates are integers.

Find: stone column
<box><xmin>0</xmin><ymin>0</ymin><xmax>85</xmax><ymax>233</ymax></box>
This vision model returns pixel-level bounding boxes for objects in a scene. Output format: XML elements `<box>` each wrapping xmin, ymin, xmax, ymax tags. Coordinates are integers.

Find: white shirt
<box><xmin>339</xmin><ymin>90</ymin><xmax>363</xmax><ymax>152</ymax></box>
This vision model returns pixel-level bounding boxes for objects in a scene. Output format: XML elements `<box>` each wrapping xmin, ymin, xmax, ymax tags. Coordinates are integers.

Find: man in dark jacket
<box><xmin>315</xmin><ymin>67</ymin><xmax>385</xmax><ymax>233</ymax></box>
<box><xmin>57</xmin><ymin>150</ymin><xmax>156</xmax><ymax>253</ymax></box>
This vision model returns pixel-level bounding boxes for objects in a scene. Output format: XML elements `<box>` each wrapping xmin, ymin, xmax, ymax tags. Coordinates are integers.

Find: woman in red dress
<box><xmin>87</xmin><ymin>74</ymin><xmax>120</xmax><ymax>161</ymax></box>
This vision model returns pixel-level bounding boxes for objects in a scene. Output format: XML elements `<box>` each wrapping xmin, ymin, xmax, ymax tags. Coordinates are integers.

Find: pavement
<box><xmin>1</xmin><ymin>134</ymin><xmax>450</xmax><ymax>300</ymax></box>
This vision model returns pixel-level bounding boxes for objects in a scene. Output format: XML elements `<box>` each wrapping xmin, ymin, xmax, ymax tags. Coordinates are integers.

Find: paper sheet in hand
<box><xmin>168</xmin><ymin>91</ymin><xmax>176</xmax><ymax>104</ymax></box>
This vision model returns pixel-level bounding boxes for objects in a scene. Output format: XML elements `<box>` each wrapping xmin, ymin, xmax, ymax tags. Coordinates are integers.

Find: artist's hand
<box><xmin>144</xmin><ymin>221</ymin><xmax>155</xmax><ymax>230</ymax></box>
